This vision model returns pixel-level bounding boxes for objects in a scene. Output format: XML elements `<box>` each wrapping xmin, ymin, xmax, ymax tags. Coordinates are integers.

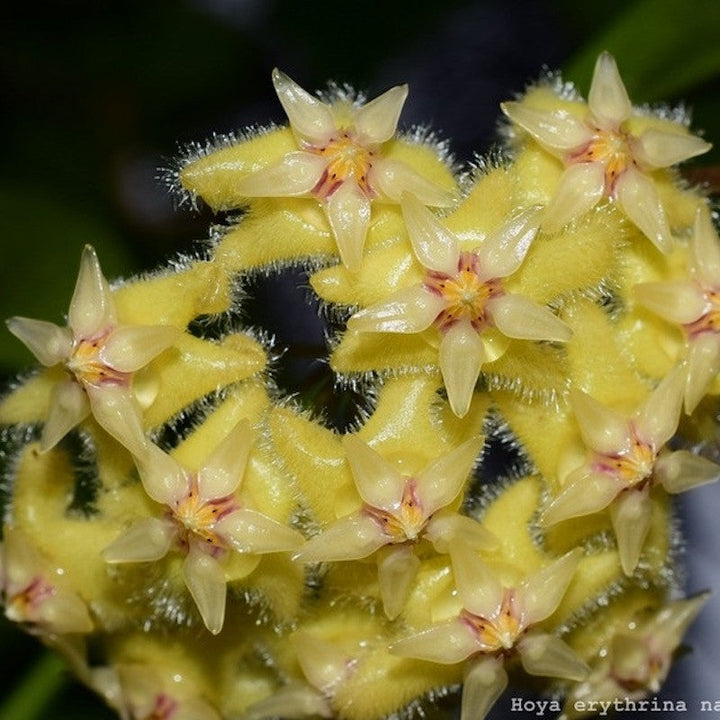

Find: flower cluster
<box><xmin>0</xmin><ymin>51</ymin><xmax>717</xmax><ymax>720</ymax></box>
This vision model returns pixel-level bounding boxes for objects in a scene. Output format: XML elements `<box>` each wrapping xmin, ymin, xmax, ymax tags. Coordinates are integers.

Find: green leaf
<box><xmin>563</xmin><ymin>0</ymin><xmax>720</xmax><ymax>101</ymax></box>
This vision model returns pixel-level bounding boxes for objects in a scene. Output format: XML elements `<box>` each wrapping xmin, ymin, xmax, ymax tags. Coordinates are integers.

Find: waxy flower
<box><xmin>502</xmin><ymin>52</ymin><xmax>711</xmax><ymax>252</ymax></box>
<box><xmin>102</xmin><ymin>420</ymin><xmax>304</xmax><ymax>634</ymax></box>
<box><xmin>6</xmin><ymin>245</ymin><xmax>178</xmax><ymax>454</ymax></box>
<box><xmin>562</xmin><ymin>593</ymin><xmax>709</xmax><ymax>718</ymax></box>
<box><xmin>635</xmin><ymin>206</ymin><xmax>720</xmax><ymax>412</ymax></box>
<box><xmin>294</xmin><ymin>435</ymin><xmax>492</xmax><ymax>619</ymax></box>
<box><xmin>245</xmin><ymin>632</ymin><xmax>353</xmax><ymax>720</ymax></box>
<box><xmin>391</xmin><ymin>545</ymin><xmax>587</xmax><ymax>720</ymax></box>
<box><xmin>349</xmin><ymin>194</ymin><xmax>572</xmax><ymax>417</ymax></box>
<box><xmin>542</xmin><ymin>367</ymin><xmax>719</xmax><ymax>574</ymax></box>
<box><xmin>0</xmin><ymin>525</ymin><xmax>93</xmax><ymax>635</ymax></box>
<box><xmin>112</xmin><ymin>664</ymin><xmax>222</xmax><ymax>720</ymax></box>
<box><xmin>235</xmin><ymin>69</ymin><xmax>453</xmax><ymax>271</ymax></box>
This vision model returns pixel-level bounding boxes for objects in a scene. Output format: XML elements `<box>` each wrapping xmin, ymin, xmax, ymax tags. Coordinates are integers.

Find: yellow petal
<box><xmin>217</xmin><ymin>508</ymin><xmax>304</xmax><ymax>555</ymax></box>
<box><xmin>5</xmin><ymin>317</ymin><xmax>72</xmax><ymax>367</ymax></box>
<box><xmin>68</xmin><ymin>245</ymin><xmax>116</xmax><ymax>339</ymax></box>
<box><xmin>377</xmin><ymin>544</ymin><xmax>420</xmax><ymax>619</ymax></box>
<box><xmin>348</xmin><ymin>285</ymin><xmax>445</xmax><ymax>334</ymax></box>
<box><xmin>182</xmin><ymin>548</ymin><xmax>227</xmax><ymax>634</ymax></box>
<box><xmin>354</xmin><ymin>84</ymin><xmax>408</xmax><ymax>144</ymax></box>
<box><xmin>342</xmin><ymin>435</ymin><xmax>405</xmax><ymax>510</ymax></box>
<box><xmin>541</xmin><ymin>162</ymin><xmax>605</xmax><ymax>234</ymax></box>
<box><xmin>198</xmin><ymin>419</ymin><xmax>253</xmax><ymax>499</ymax></box>
<box><xmin>293</xmin><ymin>513</ymin><xmax>387</xmax><ymax>563</ymax></box>
<box><xmin>271</xmin><ymin>68</ymin><xmax>336</xmax><ymax>142</ymax></box>
<box><xmin>636</xmin><ymin>128</ymin><xmax>711</xmax><ymax>169</ymax></box>
<box><xmin>569</xmin><ymin>388</ymin><xmax>631</xmax><ymax>455</ymax></box>
<box><xmin>488</xmin><ymin>294</ymin><xmax>572</xmax><ymax>342</ymax></box>
<box><xmin>654</xmin><ymin>449</ymin><xmax>720</xmax><ymax>494</ymax></box>
<box><xmin>234</xmin><ymin>152</ymin><xmax>327</xmax><ymax>196</ymax></box>
<box><xmin>609</xmin><ymin>488</ymin><xmax>652</xmax><ymax>575</ymax></box>
<box><xmin>41</xmin><ymin>380</ymin><xmax>90</xmax><ymax>452</ymax></box>
<box><xmin>460</xmin><ymin>657</ymin><xmax>508</xmax><ymax>720</ymax></box>
<box><xmin>102</xmin><ymin>517</ymin><xmax>175</xmax><ymax>563</ymax></box>
<box><xmin>439</xmin><ymin>320</ymin><xmax>484</xmax><ymax>418</ymax></box>
<box><xmin>501</xmin><ymin>102</ymin><xmax>592</xmax><ymax>151</ymax></box>
<box><xmin>615</xmin><ymin>167</ymin><xmax>673</xmax><ymax>253</ymax></box>
<box><xmin>685</xmin><ymin>333</ymin><xmax>720</xmax><ymax>413</ymax></box>
<box><xmin>588</xmin><ymin>52</ymin><xmax>631</xmax><ymax>128</ymax></box>
<box><xmin>633</xmin><ymin>281</ymin><xmax>705</xmax><ymax>324</ymax></box>
<box><xmin>518</xmin><ymin>633</ymin><xmax>589</xmax><ymax>680</ymax></box>
<box><xmin>101</xmin><ymin>325</ymin><xmax>180</xmax><ymax>373</ymax></box>
<box><xmin>325</xmin><ymin>180</ymin><xmax>371</xmax><ymax>272</ymax></box>
<box><xmin>401</xmin><ymin>191</ymin><xmax>459</xmax><ymax>275</ymax></box>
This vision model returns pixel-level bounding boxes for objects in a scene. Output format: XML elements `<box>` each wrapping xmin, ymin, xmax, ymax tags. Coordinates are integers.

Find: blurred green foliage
<box><xmin>1</xmin><ymin>1</ymin><xmax>719</xmax><ymax>718</ymax></box>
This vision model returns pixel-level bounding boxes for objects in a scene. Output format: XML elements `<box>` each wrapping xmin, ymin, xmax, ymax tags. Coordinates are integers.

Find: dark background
<box><xmin>2</xmin><ymin>1</ymin><xmax>720</xmax><ymax>718</ymax></box>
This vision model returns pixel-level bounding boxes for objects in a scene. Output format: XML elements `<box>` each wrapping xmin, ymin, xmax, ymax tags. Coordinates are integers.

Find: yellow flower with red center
<box><xmin>103</xmin><ymin>421</ymin><xmax>304</xmax><ymax>634</ymax></box>
<box><xmin>6</xmin><ymin>245</ymin><xmax>179</xmax><ymax>454</ymax></box>
<box><xmin>543</xmin><ymin>366</ymin><xmax>720</xmax><ymax>574</ymax></box>
<box><xmin>232</xmin><ymin>69</ymin><xmax>454</xmax><ymax>271</ymax></box>
<box><xmin>635</xmin><ymin>206</ymin><xmax>720</xmax><ymax>412</ymax></box>
<box><xmin>502</xmin><ymin>52</ymin><xmax>711</xmax><ymax>252</ymax></box>
<box><xmin>391</xmin><ymin>545</ymin><xmax>587</xmax><ymax>720</ymax></box>
<box><xmin>294</xmin><ymin>434</ymin><xmax>493</xmax><ymax>619</ymax></box>
<box><xmin>349</xmin><ymin>194</ymin><xmax>571</xmax><ymax>417</ymax></box>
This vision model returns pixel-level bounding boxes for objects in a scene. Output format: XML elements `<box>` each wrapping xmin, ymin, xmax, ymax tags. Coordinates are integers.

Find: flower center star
<box><xmin>424</xmin><ymin>251</ymin><xmax>503</xmax><ymax>333</ymax></box>
<box><xmin>5</xmin><ymin>575</ymin><xmax>56</xmax><ymax>622</ymax></box>
<box><xmin>310</xmin><ymin>132</ymin><xmax>375</xmax><ymax>199</ymax></box>
<box><xmin>363</xmin><ymin>479</ymin><xmax>427</xmax><ymax>543</ymax></box>
<box><xmin>594</xmin><ymin>433</ymin><xmax>656</xmax><ymax>489</ymax></box>
<box><xmin>685</xmin><ymin>287</ymin><xmax>720</xmax><ymax>337</ymax></box>
<box><xmin>145</xmin><ymin>694</ymin><xmax>179</xmax><ymax>720</ymax></box>
<box><xmin>170</xmin><ymin>476</ymin><xmax>238</xmax><ymax>552</ymax></box>
<box><xmin>569</xmin><ymin>127</ymin><xmax>636</xmax><ymax>195</ymax></box>
<box><xmin>460</xmin><ymin>590</ymin><xmax>522</xmax><ymax>653</ymax></box>
<box><xmin>65</xmin><ymin>332</ymin><xmax>130</xmax><ymax>388</ymax></box>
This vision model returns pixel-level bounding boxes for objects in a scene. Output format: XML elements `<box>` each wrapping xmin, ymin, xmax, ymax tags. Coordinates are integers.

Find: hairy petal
<box><xmin>615</xmin><ymin>167</ymin><xmax>673</xmax><ymax>254</ymax></box>
<box><xmin>401</xmin><ymin>192</ymin><xmax>459</xmax><ymax>275</ymax></box>
<box><xmin>271</xmin><ymin>68</ymin><xmax>336</xmax><ymax>142</ymax></box>
<box><xmin>68</xmin><ymin>245</ymin><xmax>116</xmax><ymax>339</ymax></box>
<box><xmin>541</xmin><ymin>163</ymin><xmax>605</xmax><ymax>234</ymax></box>
<box><xmin>439</xmin><ymin>320</ymin><xmax>484</xmax><ymax>418</ymax></box>
<box><xmin>5</xmin><ymin>318</ymin><xmax>72</xmax><ymax>367</ymax></box>
<box><xmin>183</xmin><ymin>548</ymin><xmax>227</xmax><ymax>635</ymax></box>
<box><xmin>349</xmin><ymin>285</ymin><xmax>445</xmax><ymax>334</ymax></box>
<box><xmin>588</xmin><ymin>52</ymin><xmax>632</xmax><ymax>128</ymax></box>
<box><xmin>610</xmin><ymin>488</ymin><xmax>653</xmax><ymax>575</ymax></box>
<box><xmin>354</xmin><ymin>84</ymin><xmax>408</xmax><ymax>144</ymax></box>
